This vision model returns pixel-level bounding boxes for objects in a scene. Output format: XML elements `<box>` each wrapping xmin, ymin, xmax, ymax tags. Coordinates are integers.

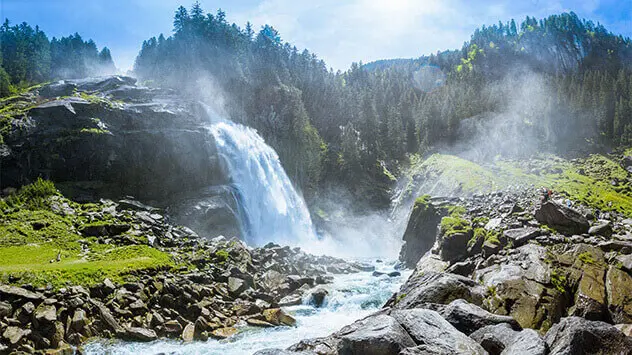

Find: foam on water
<box><xmin>83</xmin><ymin>260</ymin><xmax>410</xmax><ymax>355</ymax></box>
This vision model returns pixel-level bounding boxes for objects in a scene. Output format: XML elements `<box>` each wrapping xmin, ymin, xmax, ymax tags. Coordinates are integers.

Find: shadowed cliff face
<box><xmin>0</xmin><ymin>76</ymin><xmax>240</xmax><ymax>239</ymax></box>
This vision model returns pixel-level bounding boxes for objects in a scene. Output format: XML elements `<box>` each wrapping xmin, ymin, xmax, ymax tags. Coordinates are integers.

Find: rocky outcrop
<box><xmin>534</xmin><ymin>201</ymin><xmax>589</xmax><ymax>235</ymax></box>
<box><xmin>0</xmin><ymin>76</ymin><xmax>239</xmax><ymax>238</ymax></box>
<box><xmin>399</xmin><ymin>196</ymin><xmax>444</xmax><ymax>268</ymax></box>
<box><xmin>544</xmin><ymin>317</ymin><xmax>632</xmax><ymax>354</ymax></box>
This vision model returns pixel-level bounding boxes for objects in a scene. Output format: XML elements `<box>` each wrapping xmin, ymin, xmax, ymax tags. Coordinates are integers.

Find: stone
<box><xmin>470</xmin><ymin>323</ymin><xmax>518</xmax><ymax>354</ymax></box>
<box><xmin>0</xmin><ymin>284</ymin><xmax>44</xmax><ymax>300</ymax></box>
<box><xmin>2</xmin><ymin>326</ymin><xmax>31</xmax><ymax>345</ymax></box>
<box><xmin>400</xmin><ymin>198</ymin><xmax>443</xmax><ymax>268</ymax></box>
<box><xmin>387</xmin><ymin>272</ymin><xmax>484</xmax><ymax>309</ymax></box>
<box><xmin>247</xmin><ymin>318</ymin><xmax>275</xmax><ymax>327</ymax></box>
<box><xmin>338</xmin><ymin>314</ymin><xmax>416</xmax><ymax>355</ymax></box>
<box><xmin>605</xmin><ymin>266</ymin><xmax>632</xmax><ymax>324</ymax></box>
<box><xmin>307</xmin><ymin>287</ymin><xmax>328</xmax><ymax>308</ymax></box>
<box><xmin>34</xmin><ymin>304</ymin><xmax>57</xmax><ymax>325</ymax></box>
<box><xmin>263</xmin><ymin>308</ymin><xmax>296</xmax><ymax>326</ymax></box>
<box><xmin>588</xmin><ymin>221</ymin><xmax>613</xmax><ymax>237</ymax></box>
<box><xmin>123</xmin><ymin>327</ymin><xmax>157</xmax><ymax>342</ymax></box>
<box><xmin>570</xmin><ymin>262</ymin><xmax>607</xmax><ymax>321</ymax></box>
<box><xmin>440</xmin><ymin>231</ymin><xmax>472</xmax><ymax>262</ymax></box>
<box><xmin>534</xmin><ymin>201</ymin><xmax>589</xmax><ymax>235</ymax></box>
<box><xmin>211</xmin><ymin>327</ymin><xmax>238</xmax><ymax>339</ymax></box>
<box><xmin>71</xmin><ymin>309</ymin><xmax>88</xmax><ymax>332</ymax></box>
<box><xmin>439</xmin><ymin>299</ymin><xmax>520</xmax><ymax>335</ymax></box>
<box><xmin>391</xmin><ymin>309</ymin><xmax>486</xmax><ymax>354</ymax></box>
<box><xmin>182</xmin><ymin>323</ymin><xmax>195</xmax><ymax>342</ymax></box>
<box><xmin>614</xmin><ymin>324</ymin><xmax>632</xmax><ymax>337</ymax></box>
<box><xmin>615</xmin><ymin>254</ymin><xmax>632</xmax><ymax>272</ymax></box>
<box><xmin>0</xmin><ymin>301</ymin><xmax>12</xmax><ymax>319</ymax></box>
<box><xmin>503</xmin><ymin>227</ymin><xmax>540</xmax><ymax>247</ymax></box>
<box><xmin>228</xmin><ymin>277</ymin><xmax>249</xmax><ymax>296</ymax></box>
<box><xmin>501</xmin><ymin>329</ymin><xmax>547</xmax><ymax>355</ymax></box>
<box><xmin>91</xmin><ymin>300</ymin><xmax>124</xmax><ymax>334</ymax></box>
<box><xmin>545</xmin><ymin>316</ymin><xmax>632</xmax><ymax>355</ymax></box>
<box><xmin>164</xmin><ymin>320</ymin><xmax>183</xmax><ymax>336</ymax></box>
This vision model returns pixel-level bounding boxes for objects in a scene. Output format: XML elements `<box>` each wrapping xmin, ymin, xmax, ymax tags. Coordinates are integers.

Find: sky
<box><xmin>1</xmin><ymin>0</ymin><xmax>630</xmax><ymax>72</ymax></box>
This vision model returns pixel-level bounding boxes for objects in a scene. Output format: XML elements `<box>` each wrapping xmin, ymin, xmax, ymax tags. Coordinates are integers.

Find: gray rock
<box><xmin>33</xmin><ymin>303</ymin><xmax>57</xmax><ymax>325</ymax></box>
<box><xmin>545</xmin><ymin>316</ymin><xmax>632</xmax><ymax>355</ymax></box>
<box><xmin>2</xmin><ymin>326</ymin><xmax>30</xmax><ymax>345</ymax></box>
<box><xmin>400</xmin><ymin>199</ymin><xmax>443</xmax><ymax>268</ymax></box>
<box><xmin>337</xmin><ymin>314</ymin><xmax>416</xmax><ymax>355</ymax></box>
<box><xmin>71</xmin><ymin>309</ymin><xmax>88</xmax><ymax>331</ymax></box>
<box><xmin>534</xmin><ymin>201</ymin><xmax>589</xmax><ymax>235</ymax></box>
<box><xmin>123</xmin><ymin>327</ymin><xmax>157</xmax><ymax>342</ymax></box>
<box><xmin>470</xmin><ymin>323</ymin><xmax>518</xmax><ymax>354</ymax></box>
<box><xmin>440</xmin><ymin>299</ymin><xmax>520</xmax><ymax>335</ymax></box>
<box><xmin>91</xmin><ymin>300</ymin><xmax>124</xmax><ymax>334</ymax></box>
<box><xmin>0</xmin><ymin>284</ymin><xmax>44</xmax><ymax>300</ymax></box>
<box><xmin>0</xmin><ymin>301</ymin><xmax>12</xmax><ymax>319</ymax></box>
<box><xmin>615</xmin><ymin>254</ymin><xmax>632</xmax><ymax>272</ymax></box>
<box><xmin>387</xmin><ymin>272</ymin><xmax>484</xmax><ymax>309</ymax></box>
<box><xmin>228</xmin><ymin>277</ymin><xmax>249</xmax><ymax>296</ymax></box>
<box><xmin>391</xmin><ymin>309</ymin><xmax>486</xmax><ymax>354</ymax></box>
<box><xmin>501</xmin><ymin>329</ymin><xmax>546</xmax><ymax>355</ymax></box>
<box><xmin>588</xmin><ymin>220</ymin><xmax>613</xmax><ymax>237</ymax></box>
<box><xmin>307</xmin><ymin>287</ymin><xmax>328</xmax><ymax>308</ymax></box>
<box><xmin>503</xmin><ymin>227</ymin><xmax>540</xmax><ymax>247</ymax></box>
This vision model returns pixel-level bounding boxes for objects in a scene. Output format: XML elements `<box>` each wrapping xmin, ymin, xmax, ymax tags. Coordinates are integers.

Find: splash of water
<box><xmin>207</xmin><ymin>120</ymin><xmax>317</xmax><ymax>247</ymax></box>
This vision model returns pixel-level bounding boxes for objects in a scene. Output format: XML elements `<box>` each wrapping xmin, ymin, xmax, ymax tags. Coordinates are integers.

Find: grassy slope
<box><xmin>405</xmin><ymin>152</ymin><xmax>632</xmax><ymax>216</ymax></box>
<box><xmin>0</xmin><ymin>179</ymin><xmax>174</xmax><ymax>289</ymax></box>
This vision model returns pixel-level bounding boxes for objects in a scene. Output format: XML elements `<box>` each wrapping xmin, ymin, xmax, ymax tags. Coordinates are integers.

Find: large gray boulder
<box><xmin>470</xmin><ymin>324</ymin><xmax>547</xmax><ymax>355</ymax></box>
<box><xmin>439</xmin><ymin>299</ymin><xmax>520</xmax><ymax>335</ymax></box>
<box><xmin>534</xmin><ymin>201</ymin><xmax>589</xmax><ymax>235</ymax></box>
<box><xmin>544</xmin><ymin>317</ymin><xmax>632</xmax><ymax>355</ymax></box>
<box><xmin>336</xmin><ymin>314</ymin><xmax>416</xmax><ymax>355</ymax></box>
<box><xmin>386</xmin><ymin>272</ymin><xmax>485</xmax><ymax>309</ymax></box>
<box><xmin>399</xmin><ymin>197</ymin><xmax>443</xmax><ymax>268</ymax></box>
<box><xmin>391</xmin><ymin>309</ymin><xmax>486</xmax><ymax>354</ymax></box>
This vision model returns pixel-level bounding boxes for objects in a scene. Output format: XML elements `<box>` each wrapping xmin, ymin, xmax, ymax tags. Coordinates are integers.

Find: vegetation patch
<box><xmin>0</xmin><ymin>179</ymin><xmax>175</xmax><ymax>289</ymax></box>
<box><xmin>440</xmin><ymin>216</ymin><xmax>472</xmax><ymax>237</ymax></box>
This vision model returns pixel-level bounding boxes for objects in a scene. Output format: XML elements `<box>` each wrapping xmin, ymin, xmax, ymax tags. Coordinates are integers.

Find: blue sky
<box><xmin>2</xmin><ymin>0</ymin><xmax>630</xmax><ymax>72</ymax></box>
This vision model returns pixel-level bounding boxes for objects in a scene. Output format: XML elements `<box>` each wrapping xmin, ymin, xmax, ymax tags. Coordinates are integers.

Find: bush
<box><xmin>5</xmin><ymin>178</ymin><xmax>58</xmax><ymax>210</ymax></box>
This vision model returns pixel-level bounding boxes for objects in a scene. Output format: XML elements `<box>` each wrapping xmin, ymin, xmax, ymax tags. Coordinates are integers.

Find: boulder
<box><xmin>2</xmin><ymin>326</ymin><xmax>30</xmax><ymax>346</ymax></box>
<box><xmin>470</xmin><ymin>323</ymin><xmax>519</xmax><ymax>354</ymax></box>
<box><xmin>534</xmin><ymin>201</ymin><xmax>589</xmax><ymax>235</ymax></box>
<box><xmin>503</xmin><ymin>227</ymin><xmax>540</xmax><ymax>247</ymax></box>
<box><xmin>211</xmin><ymin>327</ymin><xmax>238</xmax><ymax>339</ymax></box>
<box><xmin>605</xmin><ymin>266</ymin><xmax>632</xmax><ymax>323</ymax></box>
<box><xmin>439</xmin><ymin>231</ymin><xmax>472</xmax><ymax>262</ymax></box>
<box><xmin>399</xmin><ymin>197</ymin><xmax>443</xmax><ymax>268</ymax></box>
<box><xmin>588</xmin><ymin>221</ymin><xmax>613</xmax><ymax>237</ymax></box>
<box><xmin>439</xmin><ymin>299</ymin><xmax>520</xmax><ymax>335</ymax></box>
<box><xmin>123</xmin><ymin>327</ymin><xmax>157</xmax><ymax>342</ymax></box>
<box><xmin>0</xmin><ymin>301</ymin><xmax>12</xmax><ymax>319</ymax></box>
<box><xmin>33</xmin><ymin>304</ymin><xmax>57</xmax><ymax>325</ymax></box>
<box><xmin>337</xmin><ymin>314</ymin><xmax>416</xmax><ymax>355</ymax></box>
<box><xmin>263</xmin><ymin>308</ymin><xmax>296</xmax><ymax>326</ymax></box>
<box><xmin>182</xmin><ymin>323</ymin><xmax>195</xmax><ymax>342</ymax></box>
<box><xmin>0</xmin><ymin>284</ymin><xmax>44</xmax><ymax>300</ymax></box>
<box><xmin>501</xmin><ymin>329</ymin><xmax>547</xmax><ymax>355</ymax></box>
<box><xmin>387</xmin><ymin>272</ymin><xmax>484</xmax><ymax>309</ymax></box>
<box><xmin>228</xmin><ymin>277</ymin><xmax>249</xmax><ymax>296</ymax></box>
<box><xmin>391</xmin><ymin>309</ymin><xmax>486</xmax><ymax>354</ymax></box>
<box><xmin>545</xmin><ymin>316</ymin><xmax>632</xmax><ymax>355</ymax></box>
<box><xmin>570</xmin><ymin>262</ymin><xmax>607</xmax><ymax>321</ymax></box>
<box><xmin>307</xmin><ymin>287</ymin><xmax>329</xmax><ymax>308</ymax></box>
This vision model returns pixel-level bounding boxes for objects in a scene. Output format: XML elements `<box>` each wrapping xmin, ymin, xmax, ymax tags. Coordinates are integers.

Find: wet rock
<box><xmin>391</xmin><ymin>309</ymin><xmax>486</xmax><ymax>354</ymax></box>
<box><xmin>182</xmin><ymin>323</ymin><xmax>195</xmax><ymax>342</ymax></box>
<box><xmin>307</xmin><ymin>287</ymin><xmax>328</xmax><ymax>308</ymax></box>
<box><xmin>545</xmin><ymin>317</ymin><xmax>632</xmax><ymax>355</ymax></box>
<box><xmin>123</xmin><ymin>327</ymin><xmax>157</xmax><ymax>342</ymax></box>
<box><xmin>211</xmin><ymin>327</ymin><xmax>237</xmax><ymax>339</ymax></box>
<box><xmin>263</xmin><ymin>308</ymin><xmax>296</xmax><ymax>326</ymax></box>
<box><xmin>247</xmin><ymin>318</ymin><xmax>274</xmax><ymax>327</ymax></box>
<box><xmin>534</xmin><ymin>201</ymin><xmax>589</xmax><ymax>235</ymax></box>
<box><xmin>439</xmin><ymin>299</ymin><xmax>520</xmax><ymax>335</ymax></box>
<box><xmin>387</xmin><ymin>271</ymin><xmax>401</xmax><ymax>277</ymax></box>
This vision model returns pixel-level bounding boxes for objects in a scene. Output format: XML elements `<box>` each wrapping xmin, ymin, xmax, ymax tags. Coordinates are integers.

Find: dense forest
<box><xmin>133</xmin><ymin>4</ymin><xmax>632</xmax><ymax>207</ymax></box>
<box><xmin>0</xmin><ymin>19</ymin><xmax>115</xmax><ymax>96</ymax></box>
<box><xmin>2</xmin><ymin>4</ymin><xmax>631</xmax><ymax>208</ymax></box>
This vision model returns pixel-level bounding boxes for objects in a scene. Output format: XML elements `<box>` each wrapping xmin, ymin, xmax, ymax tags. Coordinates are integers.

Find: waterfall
<box><xmin>207</xmin><ymin>119</ymin><xmax>317</xmax><ymax>246</ymax></box>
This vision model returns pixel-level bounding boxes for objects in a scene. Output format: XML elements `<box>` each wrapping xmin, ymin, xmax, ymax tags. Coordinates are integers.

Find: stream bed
<box><xmin>83</xmin><ymin>259</ymin><xmax>410</xmax><ymax>355</ymax></box>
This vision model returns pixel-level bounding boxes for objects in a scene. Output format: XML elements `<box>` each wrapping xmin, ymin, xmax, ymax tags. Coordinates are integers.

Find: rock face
<box><xmin>534</xmin><ymin>201</ymin><xmax>589</xmax><ymax>235</ymax></box>
<box><xmin>0</xmin><ymin>77</ymin><xmax>239</xmax><ymax>237</ymax></box>
<box><xmin>545</xmin><ymin>317</ymin><xmax>632</xmax><ymax>355</ymax></box>
<box><xmin>399</xmin><ymin>196</ymin><xmax>444</xmax><ymax>268</ymax></box>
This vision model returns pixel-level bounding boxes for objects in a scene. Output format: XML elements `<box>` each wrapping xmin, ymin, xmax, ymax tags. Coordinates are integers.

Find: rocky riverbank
<box><xmin>0</xmin><ymin>181</ymin><xmax>372</xmax><ymax>354</ymax></box>
<box><xmin>259</xmin><ymin>155</ymin><xmax>632</xmax><ymax>354</ymax></box>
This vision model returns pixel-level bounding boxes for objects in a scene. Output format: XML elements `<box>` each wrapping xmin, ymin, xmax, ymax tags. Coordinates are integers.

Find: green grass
<box><xmin>550</xmin><ymin>269</ymin><xmax>567</xmax><ymax>293</ymax></box>
<box><xmin>0</xmin><ymin>180</ymin><xmax>175</xmax><ymax>289</ymax></box>
<box><xmin>578</xmin><ymin>251</ymin><xmax>596</xmax><ymax>265</ymax></box>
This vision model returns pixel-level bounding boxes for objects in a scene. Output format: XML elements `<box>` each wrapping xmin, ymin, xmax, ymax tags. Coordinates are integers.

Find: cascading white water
<box><xmin>207</xmin><ymin>120</ymin><xmax>317</xmax><ymax>247</ymax></box>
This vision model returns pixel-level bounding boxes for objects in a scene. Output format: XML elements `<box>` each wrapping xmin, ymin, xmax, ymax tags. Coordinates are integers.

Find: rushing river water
<box><xmin>84</xmin><ymin>259</ymin><xmax>410</xmax><ymax>355</ymax></box>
